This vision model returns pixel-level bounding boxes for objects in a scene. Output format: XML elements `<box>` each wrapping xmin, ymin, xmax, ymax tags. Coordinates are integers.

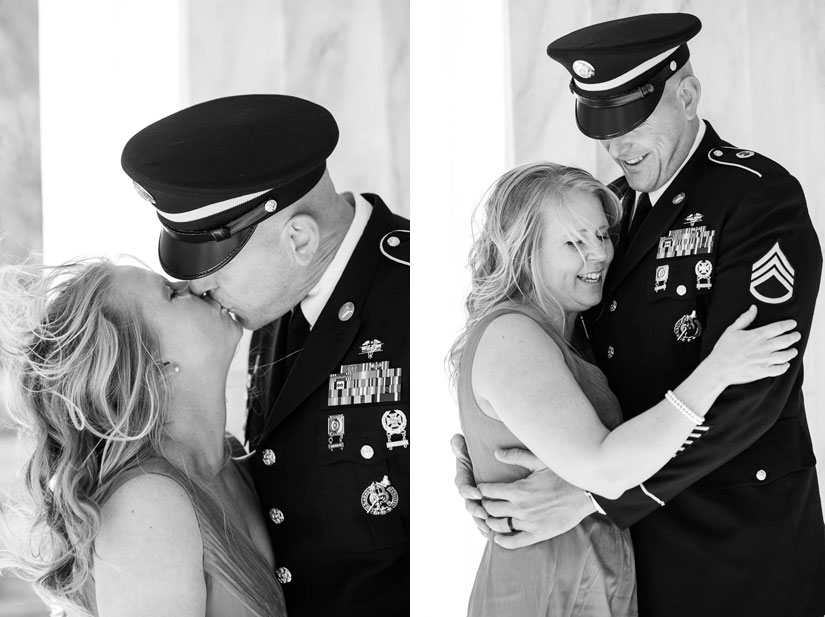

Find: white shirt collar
<box><xmin>646</xmin><ymin>118</ymin><xmax>706</xmax><ymax>206</ymax></box>
<box><xmin>300</xmin><ymin>192</ymin><xmax>372</xmax><ymax>328</ymax></box>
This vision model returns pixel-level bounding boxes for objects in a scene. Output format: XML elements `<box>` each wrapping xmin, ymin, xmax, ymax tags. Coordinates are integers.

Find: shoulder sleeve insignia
<box><xmin>380</xmin><ymin>229</ymin><xmax>409</xmax><ymax>266</ymax></box>
<box><xmin>707</xmin><ymin>147</ymin><xmax>763</xmax><ymax>178</ymax></box>
<box><xmin>750</xmin><ymin>242</ymin><xmax>795</xmax><ymax>304</ymax></box>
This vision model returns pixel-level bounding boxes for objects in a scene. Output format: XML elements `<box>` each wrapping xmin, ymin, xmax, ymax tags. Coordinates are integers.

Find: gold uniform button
<box><xmin>755</xmin><ymin>469</ymin><xmax>767</xmax><ymax>481</ymax></box>
<box><xmin>387</xmin><ymin>235</ymin><xmax>400</xmax><ymax>247</ymax></box>
<box><xmin>276</xmin><ymin>566</ymin><xmax>292</xmax><ymax>583</ymax></box>
<box><xmin>676</xmin><ymin>285</ymin><xmax>687</xmax><ymax>296</ymax></box>
<box><xmin>607</xmin><ymin>346</ymin><xmax>615</xmax><ymax>359</ymax></box>
<box><xmin>269</xmin><ymin>508</ymin><xmax>285</xmax><ymax>524</ymax></box>
<box><xmin>609</xmin><ymin>300</ymin><xmax>617</xmax><ymax>312</ymax></box>
<box><xmin>262</xmin><ymin>449</ymin><xmax>277</xmax><ymax>466</ymax></box>
<box><xmin>360</xmin><ymin>445</ymin><xmax>375</xmax><ymax>460</ymax></box>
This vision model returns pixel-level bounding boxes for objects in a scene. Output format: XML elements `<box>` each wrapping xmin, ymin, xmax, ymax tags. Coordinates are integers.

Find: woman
<box><xmin>449</xmin><ymin>163</ymin><xmax>799</xmax><ymax>616</ymax></box>
<box><xmin>0</xmin><ymin>259</ymin><xmax>286</xmax><ymax>617</ymax></box>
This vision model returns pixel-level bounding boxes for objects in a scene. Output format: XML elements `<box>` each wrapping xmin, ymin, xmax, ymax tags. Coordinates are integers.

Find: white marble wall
<box><xmin>0</xmin><ymin>0</ymin><xmax>41</xmax><ymax>262</ymax></box>
<box><xmin>186</xmin><ymin>0</ymin><xmax>410</xmax><ymax>216</ymax></box>
<box><xmin>506</xmin><ymin>0</ymin><xmax>825</xmax><ymax>504</ymax></box>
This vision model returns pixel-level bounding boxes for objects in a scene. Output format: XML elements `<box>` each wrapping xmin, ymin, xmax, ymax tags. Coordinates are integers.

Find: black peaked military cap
<box><xmin>546</xmin><ymin>13</ymin><xmax>702</xmax><ymax>140</ymax></box>
<box><xmin>121</xmin><ymin>94</ymin><xmax>339</xmax><ymax>279</ymax></box>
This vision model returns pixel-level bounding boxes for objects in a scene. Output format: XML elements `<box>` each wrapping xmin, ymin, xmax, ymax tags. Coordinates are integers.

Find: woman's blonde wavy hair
<box><xmin>0</xmin><ymin>258</ymin><xmax>283</xmax><ymax>616</ymax></box>
<box><xmin>448</xmin><ymin>162</ymin><xmax>622</xmax><ymax>383</ymax></box>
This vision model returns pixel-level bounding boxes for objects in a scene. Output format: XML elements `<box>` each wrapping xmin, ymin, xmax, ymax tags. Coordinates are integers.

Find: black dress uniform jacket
<box><xmin>586</xmin><ymin>122</ymin><xmax>825</xmax><ymax>617</ymax></box>
<box><xmin>246</xmin><ymin>194</ymin><xmax>409</xmax><ymax>617</ymax></box>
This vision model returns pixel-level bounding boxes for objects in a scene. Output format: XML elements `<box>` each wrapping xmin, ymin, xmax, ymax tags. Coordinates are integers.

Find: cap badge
<box><xmin>361</xmin><ymin>475</ymin><xmax>399</xmax><ymax>516</ymax></box>
<box><xmin>133</xmin><ymin>181</ymin><xmax>155</xmax><ymax>205</ymax></box>
<box><xmin>572</xmin><ymin>60</ymin><xmax>595</xmax><ymax>79</ymax></box>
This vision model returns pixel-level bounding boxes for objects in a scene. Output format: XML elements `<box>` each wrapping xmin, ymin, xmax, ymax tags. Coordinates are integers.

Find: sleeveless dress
<box><xmin>85</xmin><ymin>441</ymin><xmax>286</xmax><ymax>617</ymax></box>
<box><xmin>458</xmin><ymin>304</ymin><xmax>637</xmax><ymax>617</ymax></box>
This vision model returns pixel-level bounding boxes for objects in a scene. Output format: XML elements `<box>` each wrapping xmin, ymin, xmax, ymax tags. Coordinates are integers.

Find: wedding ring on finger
<box><xmin>507</xmin><ymin>516</ymin><xmax>517</xmax><ymax>533</ymax></box>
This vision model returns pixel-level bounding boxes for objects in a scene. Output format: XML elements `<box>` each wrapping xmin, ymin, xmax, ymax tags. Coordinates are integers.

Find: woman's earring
<box><xmin>162</xmin><ymin>361</ymin><xmax>181</xmax><ymax>374</ymax></box>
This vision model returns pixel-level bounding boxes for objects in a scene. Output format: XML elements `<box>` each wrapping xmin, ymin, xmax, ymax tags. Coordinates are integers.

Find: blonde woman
<box><xmin>0</xmin><ymin>259</ymin><xmax>286</xmax><ymax>617</ymax></box>
<box><xmin>448</xmin><ymin>162</ymin><xmax>799</xmax><ymax>616</ymax></box>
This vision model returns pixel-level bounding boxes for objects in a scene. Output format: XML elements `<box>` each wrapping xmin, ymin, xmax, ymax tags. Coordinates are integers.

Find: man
<box><xmin>454</xmin><ymin>13</ymin><xmax>825</xmax><ymax>617</ymax></box>
<box><xmin>122</xmin><ymin>94</ymin><xmax>409</xmax><ymax>617</ymax></box>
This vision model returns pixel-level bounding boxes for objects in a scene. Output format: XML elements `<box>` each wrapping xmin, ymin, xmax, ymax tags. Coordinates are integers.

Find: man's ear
<box><xmin>283</xmin><ymin>213</ymin><xmax>320</xmax><ymax>266</ymax></box>
<box><xmin>679</xmin><ymin>75</ymin><xmax>702</xmax><ymax>120</ymax></box>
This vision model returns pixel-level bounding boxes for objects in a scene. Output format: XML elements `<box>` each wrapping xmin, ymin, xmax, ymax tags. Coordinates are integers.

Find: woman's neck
<box><xmin>161</xmin><ymin>384</ymin><xmax>229</xmax><ymax>480</ymax></box>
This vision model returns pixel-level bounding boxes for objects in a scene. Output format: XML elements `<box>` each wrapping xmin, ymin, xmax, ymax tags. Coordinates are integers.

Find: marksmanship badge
<box><xmin>750</xmin><ymin>242</ymin><xmax>794</xmax><ymax>304</ymax></box>
<box><xmin>328</xmin><ymin>414</ymin><xmax>345</xmax><ymax>451</ymax></box>
<box><xmin>381</xmin><ymin>409</ymin><xmax>409</xmax><ymax>450</ymax></box>
<box><xmin>695</xmin><ymin>260</ymin><xmax>713</xmax><ymax>290</ymax></box>
<box><xmin>361</xmin><ymin>475</ymin><xmax>399</xmax><ymax>515</ymax></box>
<box><xmin>654</xmin><ymin>265</ymin><xmax>669</xmax><ymax>292</ymax></box>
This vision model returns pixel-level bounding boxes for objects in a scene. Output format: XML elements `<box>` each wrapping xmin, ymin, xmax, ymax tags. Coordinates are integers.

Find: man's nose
<box><xmin>600</xmin><ymin>136</ymin><xmax>629</xmax><ymax>159</ymax></box>
<box><xmin>186</xmin><ymin>278</ymin><xmax>213</xmax><ymax>298</ymax></box>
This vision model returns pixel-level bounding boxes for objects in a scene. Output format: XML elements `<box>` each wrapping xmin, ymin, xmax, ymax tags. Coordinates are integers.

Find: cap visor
<box><xmin>158</xmin><ymin>226</ymin><xmax>255</xmax><ymax>280</ymax></box>
<box><xmin>575</xmin><ymin>86</ymin><xmax>664</xmax><ymax>140</ymax></box>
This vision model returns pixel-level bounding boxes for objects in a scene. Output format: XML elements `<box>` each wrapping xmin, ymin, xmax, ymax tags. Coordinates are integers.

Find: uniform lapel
<box><xmin>258</xmin><ymin>195</ymin><xmax>396</xmax><ymax>438</ymax></box>
<box><xmin>605</xmin><ymin>122</ymin><xmax>724</xmax><ymax>297</ymax></box>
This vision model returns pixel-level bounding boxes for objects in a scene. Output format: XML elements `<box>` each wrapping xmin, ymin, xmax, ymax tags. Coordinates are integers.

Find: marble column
<box><xmin>0</xmin><ymin>0</ymin><xmax>41</xmax><ymax>262</ymax></box>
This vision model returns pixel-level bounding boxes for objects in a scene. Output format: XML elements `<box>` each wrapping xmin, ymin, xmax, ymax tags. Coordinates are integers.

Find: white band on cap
<box><xmin>156</xmin><ymin>188</ymin><xmax>273</xmax><ymax>223</ymax></box>
<box><xmin>574</xmin><ymin>46</ymin><xmax>679</xmax><ymax>92</ymax></box>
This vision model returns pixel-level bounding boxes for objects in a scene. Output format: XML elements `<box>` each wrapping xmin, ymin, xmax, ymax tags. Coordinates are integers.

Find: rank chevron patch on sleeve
<box><xmin>749</xmin><ymin>242</ymin><xmax>795</xmax><ymax>304</ymax></box>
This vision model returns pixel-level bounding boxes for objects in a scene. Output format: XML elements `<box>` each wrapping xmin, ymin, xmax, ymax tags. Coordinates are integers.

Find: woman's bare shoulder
<box><xmin>96</xmin><ymin>472</ymin><xmax>201</xmax><ymax>561</ymax></box>
<box><xmin>94</xmin><ymin>473</ymin><xmax>205</xmax><ymax>615</ymax></box>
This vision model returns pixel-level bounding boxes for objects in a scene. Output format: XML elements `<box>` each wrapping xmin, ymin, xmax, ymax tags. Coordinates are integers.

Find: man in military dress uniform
<box><xmin>121</xmin><ymin>94</ymin><xmax>409</xmax><ymax>617</ymax></box>
<box><xmin>454</xmin><ymin>13</ymin><xmax>825</xmax><ymax>617</ymax></box>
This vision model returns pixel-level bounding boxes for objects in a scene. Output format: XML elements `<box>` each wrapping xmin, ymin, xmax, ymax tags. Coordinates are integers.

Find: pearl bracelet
<box><xmin>665</xmin><ymin>390</ymin><xmax>703</xmax><ymax>424</ymax></box>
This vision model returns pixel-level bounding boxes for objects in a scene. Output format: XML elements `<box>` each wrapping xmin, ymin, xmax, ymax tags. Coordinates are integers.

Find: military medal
<box><xmin>381</xmin><ymin>409</ymin><xmax>409</xmax><ymax>450</ymax></box>
<box><xmin>328</xmin><ymin>414</ymin><xmax>345</xmax><ymax>451</ymax></box>
<box><xmin>674</xmin><ymin>310</ymin><xmax>702</xmax><ymax>342</ymax></box>
<box><xmin>328</xmin><ymin>360</ymin><xmax>403</xmax><ymax>406</ymax></box>
<box><xmin>359</xmin><ymin>339</ymin><xmax>383</xmax><ymax>359</ymax></box>
<box><xmin>654</xmin><ymin>265</ymin><xmax>669</xmax><ymax>292</ymax></box>
<box><xmin>695</xmin><ymin>260</ymin><xmax>713</xmax><ymax>290</ymax></box>
<box><xmin>361</xmin><ymin>475</ymin><xmax>399</xmax><ymax>515</ymax></box>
